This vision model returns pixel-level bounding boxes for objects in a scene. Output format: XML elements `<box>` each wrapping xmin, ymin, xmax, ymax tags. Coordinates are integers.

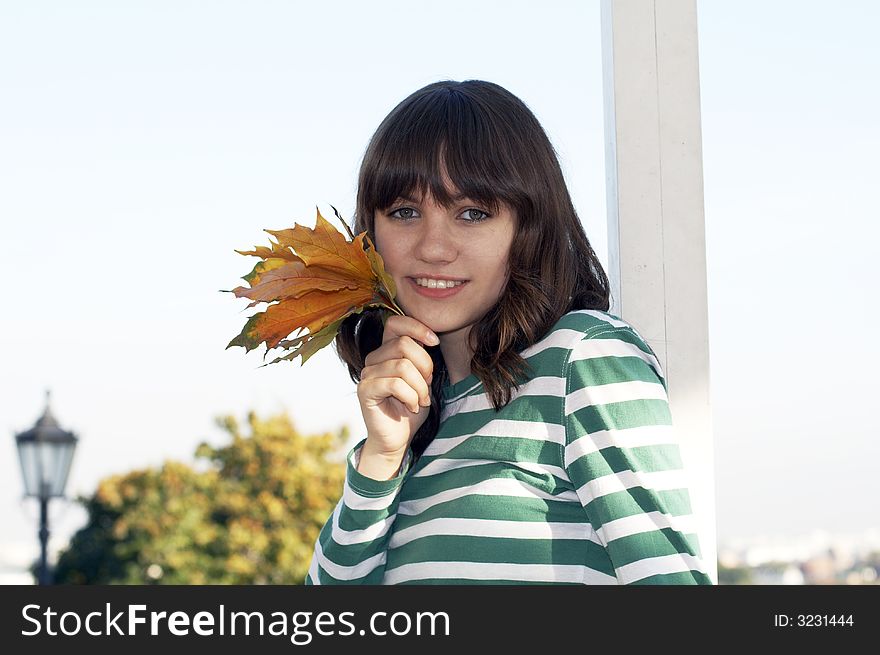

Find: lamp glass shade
<box><xmin>16</xmin><ymin>438</ymin><xmax>76</xmax><ymax>498</ymax></box>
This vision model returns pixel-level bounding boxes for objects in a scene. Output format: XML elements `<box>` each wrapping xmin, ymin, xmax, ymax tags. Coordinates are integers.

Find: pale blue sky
<box><xmin>1</xmin><ymin>1</ymin><xmax>877</xmax><ymax>580</ymax></box>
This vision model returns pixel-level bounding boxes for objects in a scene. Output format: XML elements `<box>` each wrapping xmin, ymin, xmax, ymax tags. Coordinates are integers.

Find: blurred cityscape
<box><xmin>718</xmin><ymin>528</ymin><xmax>880</xmax><ymax>585</ymax></box>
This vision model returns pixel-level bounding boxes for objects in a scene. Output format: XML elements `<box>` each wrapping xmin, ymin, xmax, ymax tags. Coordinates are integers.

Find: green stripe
<box><xmin>440</xmin><ymin>395</ymin><xmax>563</xmax><ymax>437</ymax></box>
<box><xmin>568</xmin><ymin>355</ymin><xmax>663</xmax><ymax>388</ymax></box>
<box><xmin>385</xmin><ymin>535</ymin><xmax>612</xmax><ymax>568</ymax></box>
<box><xmin>318</xmin><ymin>531</ymin><xmax>388</xmax><ymax>569</ymax></box>
<box><xmin>566</xmin><ymin>399</ymin><xmax>673</xmax><ymax>438</ymax></box>
<box><xmin>408</xmin><ymin>459</ymin><xmax>561</xmax><ymax>496</ymax></box>
<box><xmin>523</xmin><ymin>346</ymin><xmax>570</xmax><ymax>373</ymax></box>
<box><xmin>628</xmin><ymin>570</ymin><xmax>712</xmax><ymax>585</ymax></box>
<box><xmin>605</xmin><ymin>528</ymin><xmax>703</xmax><ymax>567</ymax></box>
<box><xmin>395</xmin><ymin>495</ymin><xmax>593</xmax><ymax>526</ymax></box>
<box><xmin>555</xmin><ymin>311</ymin><xmax>616</xmax><ymax>334</ymax></box>
<box><xmin>567</xmin><ymin>444</ymin><xmax>685</xmax><ymax>482</ymax></box>
<box><xmin>396</xmin><ymin>578</ymin><xmax>588</xmax><ymax>585</ymax></box>
<box><xmin>583</xmin><ymin>487</ymin><xmax>695</xmax><ymax>529</ymax></box>
<box><xmin>336</xmin><ymin>504</ymin><xmax>397</xmax><ymax>532</ymax></box>
<box><xmin>418</xmin><ymin>437</ymin><xmax>561</xmax><ymax>470</ymax></box>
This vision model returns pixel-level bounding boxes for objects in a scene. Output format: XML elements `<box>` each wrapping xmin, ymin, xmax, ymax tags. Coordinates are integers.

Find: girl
<box><xmin>306</xmin><ymin>80</ymin><xmax>711</xmax><ymax>585</ymax></box>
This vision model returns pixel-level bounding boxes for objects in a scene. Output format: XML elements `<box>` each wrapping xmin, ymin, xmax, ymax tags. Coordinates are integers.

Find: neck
<box><xmin>438</xmin><ymin>325</ymin><xmax>473</xmax><ymax>385</ymax></box>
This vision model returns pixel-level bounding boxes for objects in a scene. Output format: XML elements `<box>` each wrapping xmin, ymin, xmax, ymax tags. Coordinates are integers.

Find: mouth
<box><xmin>409</xmin><ymin>276</ymin><xmax>468</xmax><ymax>289</ymax></box>
<box><xmin>407</xmin><ymin>276</ymin><xmax>469</xmax><ymax>298</ymax></box>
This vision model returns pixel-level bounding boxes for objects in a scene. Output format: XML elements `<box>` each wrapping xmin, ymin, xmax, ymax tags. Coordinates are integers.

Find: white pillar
<box><xmin>601</xmin><ymin>0</ymin><xmax>718</xmax><ymax>583</ymax></box>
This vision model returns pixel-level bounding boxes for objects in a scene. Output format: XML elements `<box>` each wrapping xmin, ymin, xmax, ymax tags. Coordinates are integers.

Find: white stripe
<box><xmin>306</xmin><ymin>552</ymin><xmax>320</xmax><ymax>585</ymax></box>
<box><xmin>388</xmin><ymin>517</ymin><xmax>600</xmax><ymax>548</ymax></box>
<box><xmin>341</xmin><ymin>446</ymin><xmax>408</xmax><ymax>511</ymax></box>
<box><xmin>596</xmin><ymin>511</ymin><xmax>698</xmax><ymax>545</ymax></box>
<box><xmin>574</xmin><ymin>468</ymin><xmax>690</xmax><ymax>506</ymax></box>
<box><xmin>441</xmin><ymin>392</ymin><xmax>483</xmax><ymax>421</ymax></box>
<box><xmin>311</xmin><ymin>538</ymin><xmax>387</xmax><ymax>581</ymax></box>
<box><xmin>565</xmin><ymin>380</ymin><xmax>668</xmax><ymax>415</ymax></box>
<box><xmin>342</xmin><ymin>483</ymin><xmax>399</xmax><ymax>511</ymax></box>
<box><xmin>383</xmin><ymin>561</ymin><xmax>618</xmax><ymax>585</ymax></box>
<box><xmin>568</xmin><ymin>336</ymin><xmax>663</xmax><ymax>379</ymax></box>
<box><xmin>414</xmin><ymin>457</ymin><xmax>568</xmax><ymax>481</ymax></box>
<box><xmin>330</xmin><ymin>501</ymin><xmax>395</xmax><ymax>545</ymax></box>
<box><xmin>441</xmin><ymin>375</ymin><xmax>565</xmax><ymax>421</ymax></box>
<box><xmin>564</xmin><ymin>424</ymin><xmax>678</xmax><ymax>465</ymax></box>
<box><xmin>442</xmin><ymin>379</ymin><xmax>483</xmax><ymax>404</ymax></box>
<box><xmin>520</xmin><ymin>328</ymin><xmax>587</xmax><ymax>357</ymax></box>
<box><xmin>422</xmin><ymin>433</ymin><xmax>477</xmax><ymax>457</ymax></box>
<box><xmin>471</xmin><ymin>417</ymin><xmax>564</xmax><ymax>444</ymax></box>
<box><xmin>424</xmin><ymin>419</ymin><xmax>566</xmax><ymax>458</ymax></box>
<box><xmin>615</xmin><ymin>552</ymin><xmax>708</xmax><ymax>585</ymax></box>
<box><xmin>397</xmin><ymin>477</ymin><xmax>580</xmax><ymax>516</ymax></box>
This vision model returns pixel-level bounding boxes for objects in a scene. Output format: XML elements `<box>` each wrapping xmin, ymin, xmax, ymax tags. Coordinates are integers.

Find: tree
<box><xmin>53</xmin><ymin>411</ymin><xmax>347</xmax><ymax>584</ymax></box>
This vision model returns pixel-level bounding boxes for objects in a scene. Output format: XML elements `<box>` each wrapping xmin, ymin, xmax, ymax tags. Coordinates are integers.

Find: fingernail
<box><xmin>427</xmin><ymin>333</ymin><xmax>440</xmax><ymax>345</ymax></box>
<box><xmin>420</xmin><ymin>397</ymin><xmax>431</xmax><ymax>407</ymax></box>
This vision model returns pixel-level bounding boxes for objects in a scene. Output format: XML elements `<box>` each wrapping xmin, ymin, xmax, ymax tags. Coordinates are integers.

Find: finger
<box><xmin>361</xmin><ymin>377</ymin><xmax>422</xmax><ymax>414</ymax></box>
<box><xmin>362</xmin><ymin>358</ymin><xmax>431</xmax><ymax>406</ymax></box>
<box><xmin>382</xmin><ymin>314</ymin><xmax>440</xmax><ymax>348</ymax></box>
<box><xmin>365</xmin><ymin>340</ymin><xmax>434</xmax><ymax>383</ymax></box>
<box><xmin>366</xmin><ymin>335</ymin><xmax>434</xmax><ymax>383</ymax></box>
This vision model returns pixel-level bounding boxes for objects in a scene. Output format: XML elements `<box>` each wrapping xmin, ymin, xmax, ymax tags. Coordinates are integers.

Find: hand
<box><xmin>356</xmin><ymin>314</ymin><xmax>438</xmax><ymax>473</ymax></box>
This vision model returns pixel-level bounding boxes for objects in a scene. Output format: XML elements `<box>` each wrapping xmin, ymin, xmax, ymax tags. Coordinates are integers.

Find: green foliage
<box><xmin>53</xmin><ymin>411</ymin><xmax>347</xmax><ymax>584</ymax></box>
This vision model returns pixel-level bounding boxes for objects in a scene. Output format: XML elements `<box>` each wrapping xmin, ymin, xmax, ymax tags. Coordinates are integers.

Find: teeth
<box><xmin>414</xmin><ymin>278</ymin><xmax>464</xmax><ymax>289</ymax></box>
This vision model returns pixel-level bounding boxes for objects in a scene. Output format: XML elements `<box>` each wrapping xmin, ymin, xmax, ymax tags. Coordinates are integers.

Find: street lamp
<box><xmin>15</xmin><ymin>391</ymin><xmax>78</xmax><ymax>585</ymax></box>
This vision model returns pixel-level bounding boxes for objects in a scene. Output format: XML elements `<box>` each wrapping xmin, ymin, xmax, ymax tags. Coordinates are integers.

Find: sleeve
<box><xmin>304</xmin><ymin>438</ymin><xmax>413</xmax><ymax>585</ymax></box>
<box><xmin>562</xmin><ymin>326</ymin><xmax>713</xmax><ymax>585</ymax></box>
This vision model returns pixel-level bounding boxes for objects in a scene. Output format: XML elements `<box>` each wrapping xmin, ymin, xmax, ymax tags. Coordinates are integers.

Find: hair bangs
<box><xmin>362</xmin><ymin>91</ymin><xmax>520</xmax><ymax>219</ymax></box>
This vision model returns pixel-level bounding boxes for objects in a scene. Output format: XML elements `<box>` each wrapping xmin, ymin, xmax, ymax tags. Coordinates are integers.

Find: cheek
<box><xmin>479</xmin><ymin>251</ymin><xmax>511</xmax><ymax>292</ymax></box>
<box><xmin>374</xmin><ymin>238</ymin><xmax>411</xmax><ymax>278</ymax></box>
<box><xmin>480</xmin><ymin>234</ymin><xmax>513</xmax><ymax>275</ymax></box>
<box><xmin>373</xmin><ymin>226</ymin><xmax>395</xmax><ymax>268</ymax></box>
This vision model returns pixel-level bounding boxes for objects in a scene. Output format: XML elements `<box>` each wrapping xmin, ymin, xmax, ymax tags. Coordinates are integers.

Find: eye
<box><xmin>460</xmin><ymin>208</ymin><xmax>490</xmax><ymax>223</ymax></box>
<box><xmin>388</xmin><ymin>206</ymin><xmax>419</xmax><ymax>220</ymax></box>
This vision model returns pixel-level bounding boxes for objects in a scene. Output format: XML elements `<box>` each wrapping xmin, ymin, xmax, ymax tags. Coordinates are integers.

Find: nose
<box><xmin>414</xmin><ymin>214</ymin><xmax>458</xmax><ymax>264</ymax></box>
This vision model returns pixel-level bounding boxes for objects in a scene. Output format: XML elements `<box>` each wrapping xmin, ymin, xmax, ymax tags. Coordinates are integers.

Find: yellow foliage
<box><xmin>53</xmin><ymin>410</ymin><xmax>348</xmax><ymax>584</ymax></box>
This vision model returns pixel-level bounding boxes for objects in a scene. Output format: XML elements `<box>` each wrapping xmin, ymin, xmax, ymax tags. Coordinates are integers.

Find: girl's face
<box><xmin>373</xmin><ymin>183</ymin><xmax>516</xmax><ymax>340</ymax></box>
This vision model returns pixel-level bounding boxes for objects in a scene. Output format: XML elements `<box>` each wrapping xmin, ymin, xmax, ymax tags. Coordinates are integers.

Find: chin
<box><xmin>396</xmin><ymin>294</ymin><xmax>484</xmax><ymax>336</ymax></box>
<box><xmin>397</xmin><ymin>304</ymin><xmax>451</xmax><ymax>332</ymax></box>
<box><xmin>414</xmin><ymin>313</ymin><xmax>475</xmax><ymax>337</ymax></box>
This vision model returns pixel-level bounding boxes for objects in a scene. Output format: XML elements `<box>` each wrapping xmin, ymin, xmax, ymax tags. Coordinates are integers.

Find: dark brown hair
<box><xmin>334</xmin><ymin>80</ymin><xmax>610</xmax><ymax>458</ymax></box>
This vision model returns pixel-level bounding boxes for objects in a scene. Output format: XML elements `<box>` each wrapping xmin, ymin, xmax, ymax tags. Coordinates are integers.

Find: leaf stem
<box><xmin>387</xmin><ymin>298</ymin><xmax>406</xmax><ymax>316</ymax></box>
<box><xmin>329</xmin><ymin>204</ymin><xmax>357</xmax><ymax>242</ymax></box>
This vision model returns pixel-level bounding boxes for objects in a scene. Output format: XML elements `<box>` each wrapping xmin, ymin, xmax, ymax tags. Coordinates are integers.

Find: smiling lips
<box><xmin>407</xmin><ymin>277</ymin><xmax>469</xmax><ymax>298</ymax></box>
<box><xmin>412</xmin><ymin>277</ymin><xmax>466</xmax><ymax>289</ymax></box>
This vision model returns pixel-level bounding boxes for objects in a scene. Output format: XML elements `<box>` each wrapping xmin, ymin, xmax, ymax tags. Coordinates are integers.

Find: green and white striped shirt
<box><xmin>306</xmin><ymin>310</ymin><xmax>712</xmax><ymax>585</ymax></box>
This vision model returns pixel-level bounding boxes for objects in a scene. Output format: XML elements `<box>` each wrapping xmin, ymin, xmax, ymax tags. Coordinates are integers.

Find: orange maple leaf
<box><xmin>224</xmin><ymin>206</ymin><xmax>403</xmax><ymax>366</ymax></box>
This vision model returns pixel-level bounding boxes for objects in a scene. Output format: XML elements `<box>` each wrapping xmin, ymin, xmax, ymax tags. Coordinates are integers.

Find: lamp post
<box><xmin>15</xmin><ymin>391</ymin><xmax>78</xmax><ymax>585</ymax></box>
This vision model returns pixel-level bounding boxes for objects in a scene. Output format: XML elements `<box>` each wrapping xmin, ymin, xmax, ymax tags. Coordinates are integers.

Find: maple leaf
<box><xmin>224</xmin><ymin>207</ymin><xmax>403</xmax><ymax>366</ymax></box>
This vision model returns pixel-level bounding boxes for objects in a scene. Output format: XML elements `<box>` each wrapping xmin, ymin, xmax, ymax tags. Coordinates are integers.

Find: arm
<box><xmin>562</xmin><ymin>327</ymin><xmax>713</xmax><ymax>585</ymax></box>
<box><xmin>305</xmin><ymin>438</ymin><xmax>412</xmax><ymax>585</ymax></box>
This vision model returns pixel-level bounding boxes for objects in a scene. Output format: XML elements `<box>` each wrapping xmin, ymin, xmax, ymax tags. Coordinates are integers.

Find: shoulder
<box><xmin>526</xmin><ymin>309</ymin><xmax>648</xmax><ymax>352</ymax></box>
<box><xmin>522</xmin><ymin>309</ymin><xmax>666</xmax><ymax>387</ymax></box>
